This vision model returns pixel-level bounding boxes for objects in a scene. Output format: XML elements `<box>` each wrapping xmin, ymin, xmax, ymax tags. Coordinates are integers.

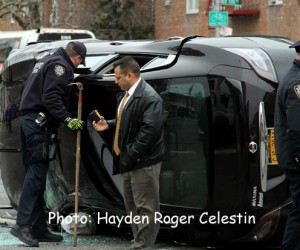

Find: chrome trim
<box><xmin>259</xmin><ymin>102</ymin><xmax>268</xmax><ymax>192</ymax></box>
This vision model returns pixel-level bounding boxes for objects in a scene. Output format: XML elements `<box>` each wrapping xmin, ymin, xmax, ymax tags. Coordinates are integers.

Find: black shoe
<box><xmin>10</xmin><ymin>224</ymin><xmax>39</xmax><ymax>247</ymax></box>
<box><xmin>32</xmin><ymin>230</ymin><xmax>63</xmax><ymax>242</ymax></box>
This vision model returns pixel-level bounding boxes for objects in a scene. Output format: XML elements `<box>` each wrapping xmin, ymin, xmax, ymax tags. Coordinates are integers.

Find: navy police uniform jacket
<box><xmin>275</xmin><ymin>59</ymin><xmax>300</xmax><ymax>170</ymax></box>
<box><xmin>19</xmin><ymin>47</ymin><xmax>74</xmax><ymax>122</ymax></box>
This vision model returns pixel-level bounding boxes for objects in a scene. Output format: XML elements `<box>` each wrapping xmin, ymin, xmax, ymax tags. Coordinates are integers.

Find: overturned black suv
<box><xmin>0</xmin><ymin>36</ymin><xmax>296</xmax><ymax>246</ymax></box>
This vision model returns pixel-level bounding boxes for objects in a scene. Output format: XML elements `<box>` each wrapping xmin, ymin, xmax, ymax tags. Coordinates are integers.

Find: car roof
<box><xmin>2</xmin><ymin>36</ymin><xmax>296</xmax><ymax>84</ymax></box>
<box><xmin>5</xmin><ymin>36</ymin><xmax>292</xmax><ymax>60</ymax></box>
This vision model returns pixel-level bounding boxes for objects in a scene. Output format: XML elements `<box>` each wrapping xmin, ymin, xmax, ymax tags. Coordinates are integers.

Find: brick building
<box><xmin>1</xmin><ymin>1</ymin><xmax>299</xmax><ymax>42</ymax></box>
<box><xmin>0</xmin><ymin>0</ymin><xmax>96</xmax><ymax>31</ymax></box>
<box><xmin>0</xmin><ymin>0</ymin><xmax>154</xmax><ymax>39</ymax></box>
<box><xmin>154</xmin><ymin>0</ymin><xmax>300</xmax><ymax>42</ymax></box>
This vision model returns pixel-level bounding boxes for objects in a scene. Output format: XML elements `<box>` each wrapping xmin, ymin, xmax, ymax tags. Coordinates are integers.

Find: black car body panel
<box><xmin>0</xmin><ymin>36</ymin><xmax>296</xmax><ymax>245</ymax></box>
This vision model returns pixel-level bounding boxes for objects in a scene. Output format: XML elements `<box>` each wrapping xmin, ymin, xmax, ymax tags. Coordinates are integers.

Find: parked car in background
<box><xmin>0</xmin><ymin>28</ymin><xmax>96</xmax><ymax>73</ymax></box>
<box><xmin>0</xmin><ymin>36</ymin><xmax>296</xmax><ymax>247</ymax></box>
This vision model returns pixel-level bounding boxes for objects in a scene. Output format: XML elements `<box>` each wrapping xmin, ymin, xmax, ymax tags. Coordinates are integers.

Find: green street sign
<box><xmin>222</xmin><ymin>0</ymin><xmax>239</xmax><ymax>5</ymax></box>
<box><xmin>209</xmin><ymin>11</ymin><xmax>228</xmax><ymax>27</ymax></box>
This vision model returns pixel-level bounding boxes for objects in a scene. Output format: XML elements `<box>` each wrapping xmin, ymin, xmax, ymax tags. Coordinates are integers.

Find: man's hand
<box><xmin>65</xmin><ymin>117</ymin><xmax>84</xmax><ymax>130</ymax></box>
<box><xmin>92</xmin><ymin>118</ymin><xmax>109</xmax><ymax>132</ymax></box>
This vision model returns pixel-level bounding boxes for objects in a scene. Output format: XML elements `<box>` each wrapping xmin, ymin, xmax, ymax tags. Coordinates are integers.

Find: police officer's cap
<box><xmin>66</xmin><ymin>41</ymin><xmax>87</xmax><ymax>66</ymax></box>
<box><xmin>290</xmin><ymin>39</ymin><xmax>300</xmax><ymax>53</ymax></box>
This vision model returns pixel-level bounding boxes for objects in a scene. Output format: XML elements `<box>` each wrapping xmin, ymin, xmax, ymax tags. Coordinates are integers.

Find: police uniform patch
<box><xmin>54</xmin><ymin>65</ymin><xmax>65</xmax><ymax>77</ymax></box>
<box><xmin>294</xmin><ymin>84</ymin><xmax>300</xmax><ymax>99</ymax></box>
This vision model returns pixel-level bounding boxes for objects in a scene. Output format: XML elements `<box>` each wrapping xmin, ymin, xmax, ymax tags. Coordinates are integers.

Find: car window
<box><xmin>141</xmin><ymin>55</ymin><xmax>176</xmax><ymax>70</ymax></box>
<box><xmin>0</xmin><ymin>38</ymin><xmax>21</xmax><ymax>64</ymax></box>
<box><xmin>149</xmin><ymin>76</ymin><xmax>210</xmax><ymax>209</ymax></box>
<box><xmin>95</xmin><ymin>55</ymin><xmax>174</xmax><ymax>75</ymax></box>
<box><xmin>78</xmin><ymin>55</ymin><xmax>108</xmax><ymax>68</ymax></box>
<box><xmin>37</xmin><ymin>33</ymin><xmax>94</xmax><ymax>41</ymax></box>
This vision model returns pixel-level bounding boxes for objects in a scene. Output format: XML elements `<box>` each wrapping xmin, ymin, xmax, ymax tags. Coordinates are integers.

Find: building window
<box><xmin>164</xmin><ymin>0</ymin><xmax>172</xmax><ymax>6</ymax></box>
<box><xmin>268</xmin><ymin>0</ymin><xmax>283</xmax><ymax>5</ymax></box>
<box><xmin>50</xmin><ymin>0</ymin><xmax>59</xmax><ymax>25</ymax></box>
<box><xmin>186</xmin><ymin>0</ymin><xmax>199</xmax><ymax>14</ymax></box>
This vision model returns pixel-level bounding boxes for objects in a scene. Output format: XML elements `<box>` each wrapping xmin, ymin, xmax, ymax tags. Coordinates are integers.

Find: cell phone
<box><xmin>89</xmin><ymin>110</ymin><xmax>102</xmax><ymax>122</ymax></box>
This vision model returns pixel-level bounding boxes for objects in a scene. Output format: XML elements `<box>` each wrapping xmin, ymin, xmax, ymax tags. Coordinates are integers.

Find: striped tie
<box><xmin>113</xmin><ymin>91</ymin><xmax>129</xmax><ymax>155</ymax></box>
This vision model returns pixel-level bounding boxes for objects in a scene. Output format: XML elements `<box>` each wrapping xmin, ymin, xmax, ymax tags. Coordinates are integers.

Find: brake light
<box><xmin>253</xmin><ymin>208</ymin><xmax>280</xmax><ymax>241</ymax></box>
<box><xmin>225</xmin><ymin>48</ymin><xmax>278</xmax><ymax>83</ymax></box>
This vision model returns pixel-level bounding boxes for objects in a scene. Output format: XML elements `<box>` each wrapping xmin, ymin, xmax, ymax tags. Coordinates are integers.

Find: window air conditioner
<box><xmin>164</xmin><ymin>0</ymin><xmax>172</xmax><ymax>6</ymax></box>
<box><xmin>268</xmin><ymin>0</ymin><xmax>283</xmax><ymax>5</ymax></box>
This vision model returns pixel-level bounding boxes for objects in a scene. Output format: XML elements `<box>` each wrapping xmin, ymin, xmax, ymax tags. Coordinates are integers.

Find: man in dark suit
<box><xmin>93</xmin><ymin>56</ymin><xmax>165</xmax><ymax>249</ymax></box>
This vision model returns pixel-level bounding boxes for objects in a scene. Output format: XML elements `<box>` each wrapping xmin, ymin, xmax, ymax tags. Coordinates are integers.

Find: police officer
<box><xmin>275</xmin><ymin>40</ymin><xmax>300</xmax><ymax>250</ymax></box>
<box><xmin>10</xmin><ymin>41</ymin><xmax>86</xmax><ymax>247</ymax></box>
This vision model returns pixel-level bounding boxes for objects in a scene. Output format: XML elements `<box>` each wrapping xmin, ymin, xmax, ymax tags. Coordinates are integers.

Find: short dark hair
<box><xmin>113</xmin><ymin>56</ymin><xmax>140</xmax><ymax>76</ymax></box>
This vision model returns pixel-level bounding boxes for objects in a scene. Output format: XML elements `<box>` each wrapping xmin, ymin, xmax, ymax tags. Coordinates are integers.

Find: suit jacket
<box><xmin>108</xmin><ymin>79</ymin><xmax>165</xmax><ymax>175</ymax></box>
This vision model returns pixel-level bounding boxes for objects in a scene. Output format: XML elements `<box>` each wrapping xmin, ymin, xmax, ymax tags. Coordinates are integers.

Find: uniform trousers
<box><xmin>282</xmin><ymin>169</ymin><xmax>300</xmax><ymax>250</ymax></box>
<box><xmin>17</xmin><ymin>115</ymin><xmax>50</xmax><ymax>233</ymax></box>
<box><xmin>122</xmin><ymin>162</ymin><xmax>161</xmax><ymax>250</ymax></box>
